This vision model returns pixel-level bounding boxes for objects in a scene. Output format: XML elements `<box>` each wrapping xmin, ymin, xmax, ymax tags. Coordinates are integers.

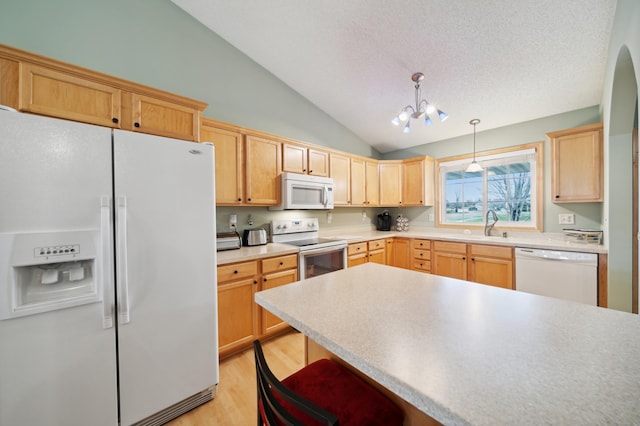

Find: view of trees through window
<box><xmin>443</xmin><ymin>162</ymin><xmax>532</xmax><ymax>225</ymax></box>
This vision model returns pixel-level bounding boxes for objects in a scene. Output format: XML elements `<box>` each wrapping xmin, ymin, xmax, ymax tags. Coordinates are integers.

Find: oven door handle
<box><xmin>300</xmin><ymin>244</ymin><xmax>347</xmax><ymax>257</ymax></box>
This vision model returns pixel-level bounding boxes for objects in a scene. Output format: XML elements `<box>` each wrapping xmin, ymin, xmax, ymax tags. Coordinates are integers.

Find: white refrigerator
<box><xmin>0</xmin><ymin>110</ymin><xmax>218</xmax><ymax>426</ymax></box>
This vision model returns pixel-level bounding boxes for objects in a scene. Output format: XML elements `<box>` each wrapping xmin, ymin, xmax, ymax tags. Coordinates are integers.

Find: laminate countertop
<box><xmin>255</xmin><ymin>263</ymin><xmax>640</xmax><ymax>425</ymax></box>
<box><xmin>216</xmin><ymin>243</ymin><xmax>299</xmax><ymax>265</ymax></box>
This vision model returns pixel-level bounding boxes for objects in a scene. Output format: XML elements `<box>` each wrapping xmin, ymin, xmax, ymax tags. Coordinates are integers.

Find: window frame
<box><xmin>435</xmin><ymin>142</ymin><xmax>544</xmax><ymax>231</ymax></box>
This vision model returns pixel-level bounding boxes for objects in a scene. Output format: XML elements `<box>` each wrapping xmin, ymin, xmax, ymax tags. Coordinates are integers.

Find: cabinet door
<box><xmin>468</xmin><ymin>244</ymin><xmax>514</xmax><ymax>289</ymax></box>
<box><xmin>433</xmin><ymin>251</ymin><xmax>467</xmax><ymax>280</ymax></box>
<box><xmin>390</xmin><ymin>238</ymin><xmax>411</xmax><ymax>269</ymax></box>
<box><xmin>282</xmin><ymin>143</ymin><xmax>307</xmax><ymax>174</ymax></box>
<box><xmin>368</xmin><ymin>249</ymin><xmax>385</xmax><ymax>264</ymax></box>
<box><xmin>433</xmin><ymin>241</ymin><xmax>467</xmax><ymax>280</ymax></box>
<box><xmin>469</xmin><ymin>256</ymin><xmax>513</xmax><ymax>289</ymax></box>
<box><xmin>379</xmin><ymin>162</ymin><xmax>402</xmax><ymax>206</ymax></box>
<box><xmin>365</xmin><ymin>160</ymin><xmax>380</xmax><ymax>206</ymax></box>
<box><xmin>217</xmin><ymin>277</ymin><xmax>259</xmax><ymax>358</ymax></box>
<box><xmin>330</xmin><ymin>152</ymin><xmax>351</xmax><ymax>206</ymax></box>
<box><xmin>245</xmin><ymin>135</ymin><xmax>281</xmax><ymax>205</ymax></box>
<box><xmin>200</xmin><ymin>122</ymin><xmax>244</xmax><ymax>204</ymax></box>
<box><xmin>348</xmin><ymin>253</ymin><xmax>368</xmax><ymax>267</ymax></box>
<box><xmin>20</xmin><ymin>62</ymin><xmax>122</xmax><ymax>127</ymax></box>
<box><xmin>350</xmin><ymin>157</ymin><xmax>366</xmax><ymax>207</ymax></box>
<box><xmin>308</xmin><ymin>148</ymin><xmax>329</xmax><ymax>177</ymax></box>
<box><xmin>261</xmin><ymin>269</ymin><xmax>298</xmax><ymax>335</ymax></box>
<box><xmin>549</xmin><ymin>124</ymin><xmax>603</xmax><ymax>202</ymax></box>
<box><xmin>130</xmin><ymin>93</ymin><xmax>199</xmax><ymax>141</ymax></box>
<box><xmin>402</xmin><ymin>158</ymin><xmax>425</xmax><ymax>206</ymax></box>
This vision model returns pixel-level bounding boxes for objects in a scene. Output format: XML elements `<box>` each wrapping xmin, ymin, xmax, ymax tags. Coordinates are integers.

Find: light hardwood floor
<box><xmin>167</xmin><ymin>331</ymin><xmax>304</xmax><ymax>425</ymax></box>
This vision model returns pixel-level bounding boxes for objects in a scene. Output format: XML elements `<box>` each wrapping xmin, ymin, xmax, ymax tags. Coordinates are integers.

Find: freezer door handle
<box><xmin>116</xmin><ymin>195</ymin><xmax>131</xmax><ymax>324</ymax></box>
<box><xmin>101</xmin><ymin>196</ymin><xmax>114</xmax><ymax>329</ymax></box>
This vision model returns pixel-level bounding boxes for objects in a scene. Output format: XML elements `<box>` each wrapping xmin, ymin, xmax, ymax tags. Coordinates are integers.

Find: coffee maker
<box><xmin>376</xmin><ymin>210</ymin><xmax>392</xmax><ymax>231</ymax></box>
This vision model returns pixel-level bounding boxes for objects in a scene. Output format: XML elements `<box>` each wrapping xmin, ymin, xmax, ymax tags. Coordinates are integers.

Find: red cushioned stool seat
<box><xmin>280</xmin><ymin>358</ymin><xmax>404</xmax><ymax>426</ymax></box>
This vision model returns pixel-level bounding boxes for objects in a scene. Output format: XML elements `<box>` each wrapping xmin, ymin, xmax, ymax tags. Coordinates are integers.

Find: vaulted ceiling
<box><xmin>173</xmin><ymin>0</ymin><xmax>616</xmax><ymax>153</ymax></box>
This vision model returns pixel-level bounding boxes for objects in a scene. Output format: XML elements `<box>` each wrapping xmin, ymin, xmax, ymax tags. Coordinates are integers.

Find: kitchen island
<box><xmin>255</xmin><ymin>263</ymin><xmax>640</xmax><ymax>425</ymax></box>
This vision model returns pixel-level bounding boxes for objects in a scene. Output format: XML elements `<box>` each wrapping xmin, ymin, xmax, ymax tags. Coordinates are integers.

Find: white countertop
<box><xmin>320</xmin><ymin>227</ymin><xmax>607</xmax><ymax>254</ymax></box>
<box><xmin>255</xmin><ymin>263</ymin><xmax>640</xmax><ymax>425</ymax></box>
<box><xmin>216</xmin><ymin>243</ymin><xmax>298</xmax><ymax>265</ymax></box>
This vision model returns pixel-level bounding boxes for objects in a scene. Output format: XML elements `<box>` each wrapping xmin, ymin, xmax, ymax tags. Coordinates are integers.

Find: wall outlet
<box><xmin>327</xmin><ymin>212</ymin><xmax>333</xmax><ymax>224</ymax></box>
<box><xmin>558</xmin><ymin>213</ymin><xmax>575</xmax><ymax>225</ymax></box>
<box><xmin>428</xmin><ymin>213</ymin><xmax>434</xmax><ymax>222</ymax></box>
<box><xmin>229</xmin><ymin>214</ymin><xmax>237</xmax><ymax>230</ymax></box>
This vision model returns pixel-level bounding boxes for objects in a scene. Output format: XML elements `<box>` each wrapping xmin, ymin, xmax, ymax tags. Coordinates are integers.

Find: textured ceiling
<box><xmin>172</xmin><ymin>0</ymin><xmax>616</xmax><ymax>153</ymax></box>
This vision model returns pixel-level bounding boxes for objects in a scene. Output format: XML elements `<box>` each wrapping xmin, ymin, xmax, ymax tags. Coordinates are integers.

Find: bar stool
<box><xmin>254</xmin><ymin>340</ymin><xmax>404</xmax><ymax>425</ymax></box>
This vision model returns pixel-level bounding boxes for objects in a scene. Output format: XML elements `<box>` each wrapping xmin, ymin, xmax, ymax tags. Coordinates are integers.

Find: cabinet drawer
<box><xmin>470</xmin><ymin>244</ymin><xmax>513</xmax><ymax>259</ymax></box>
<box><xmin>411</xmin><ymin>239</ymin><xmax>431</xmax><ymax>250</ymax></box>
<box><xmin>368</xmin><ymin>239</ymin><xmax>385</xmax><ymax>250</ymax></box>
<box><xmin>412</xmin><ymin>260</ymin><xmax>431</xmax><ymax>272</ymax></box>
<box><xmin>433</xmin><ymin>241</ymin><xmax>467</xmax><ymax>254</ymax></box>
<box><xmin>348</xmin><ymin>242</ymin><xmax>367</xmax><ymax>255</ymax></box>
<box><xmin>262</xmin><ymin>254</ymin><xmax>298</xmax><ymax>274</ymax></box>
<box><xmin>217</xmin><ymin>261</ymin><xmax>259</xmax><ymax>283</ymax></box>
<box><xmin>413</xmin><ymin>249</ymin><xmax>431</xmax><ymax>260</ymax></box>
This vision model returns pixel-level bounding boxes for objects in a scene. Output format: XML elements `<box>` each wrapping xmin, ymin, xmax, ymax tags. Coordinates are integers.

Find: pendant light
<box><xmin>465</xmin><ymin>119</ymin><xmax>483</xmax><ymax>173</ymax></box>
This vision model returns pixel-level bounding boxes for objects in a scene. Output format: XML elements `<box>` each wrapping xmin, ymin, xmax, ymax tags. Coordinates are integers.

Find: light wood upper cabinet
<box><xmin>200</xmin><ymin>120</ymin><xmax>244</xmax><ymax>205</ymax></box>
<box><xmin>350</xmin><ymin>157</ymin><xmax>366</xmax><ymax>206</ymax></box>
<box><xmin>19</xmin><ymin>62</ymin><xmax>122</xmax><ymax>128</ymax></box>
<box><xmin>379</xmin><ymin>161</ymin><xmax>403</xmax><ymax>206</ymax></box>
<box><xmin>548</xmin><ymin>123</ymin><xmax>603</xmax><ymax>203</ymax></box>
<box><xmin>245</xmin><ymin>135</ymin><xmax>282</xmax><ymax>205</ymax></box>
<box><xmin>330</xmin><ymin>152</ymin><xmax>351</xmax><ymax>206</ymax></box>
<box><xmin>308</xmin><ymin>148</ymin><xmax>329</xmax><ymax>177</ymax></box>
<box><xmin>0</xmin><ymin>44</ymin><xmax>206</xmax><ymax>141</ymax></box>
<box><xmin>129</xmin><ymin>92</ymin><xmax>200</xmax><ymax>141</ymax></box>
<box><xmin>402</xmin><ymin>156</ymin><xmax>435</xmax><ymax>206</ymax></box>
<box><xmin>365</xmin><ymin>160</ymin><xmax>380</xmax><ymax>206</ymax></box>
<box><xmin>282</xmin><ymin>142</ymin><xmax>329</xmax><ymax>177</ymax></box>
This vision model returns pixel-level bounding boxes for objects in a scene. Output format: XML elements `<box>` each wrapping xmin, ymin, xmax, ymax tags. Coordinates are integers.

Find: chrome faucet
<box><xmin>484</xmin><ymin>209</ymin><xmax>498</xmax><ymax>236</ymax></box>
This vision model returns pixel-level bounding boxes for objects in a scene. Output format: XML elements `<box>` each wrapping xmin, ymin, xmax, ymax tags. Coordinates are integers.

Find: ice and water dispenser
<box><xmin>0</xmin><ymin>230</ymin><xmax>101</xmax><ymax>320</ymax></box>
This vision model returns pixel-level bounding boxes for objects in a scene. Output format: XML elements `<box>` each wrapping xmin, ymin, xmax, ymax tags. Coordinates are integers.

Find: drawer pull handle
<box><xmin>279</xmin><ymin>261</ymin><xmax>284</xmax><ymax>266</ymax></box>
<box><xmin>263</xmin><ymin>278</ymin><xmax>267</xmax><ymax>282</ymax></box>
<box><xmin>233</xmin><ymin>270</ymin><xmax>238</xmax><ymax>274</ymax></box>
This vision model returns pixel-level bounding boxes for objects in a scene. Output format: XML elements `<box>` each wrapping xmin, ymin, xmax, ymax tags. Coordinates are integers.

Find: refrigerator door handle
<box><xmin>116</xmin><ymin>195</ymin><xmax>131</xmax><ymax>324</ymax></box>
<box><xmin>101</xmin><ymin>196</ymin><xmax>114</xmax><ymax>329</ymax></box>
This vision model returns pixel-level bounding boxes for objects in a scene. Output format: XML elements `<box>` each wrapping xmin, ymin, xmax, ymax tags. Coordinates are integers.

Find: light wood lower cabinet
<box><xmin>432</xmin><ymin>241</ymin><xmax>468</xmax><ymax>280</ymax></box>
<box><xmin>368</xmin><ymin>239</ymin><xmax>386</xmax><ymax>264</ymax></box>
<box><xmin>468</xmin><ymin>244</ymin><xmax>514</xmax><ymax>290</ymax></box>
<box><xmin>217</xmin><ymin>260</ymin><xmax>260</xmax><ymax>358</ymax></box>
<box><xmin>347</xmin><ymin>240</ymin><xmax>386</xmax><ymax>266</ymax></box>
<box><xmin>411</xmin><ymin>239</ymin><xmax>432</xmax><ymax>273</ymax></box>
<box><xmin>217</xmin><ymin>254</ymin><xmax>297</xmax><ymax>359</ymax></box>
<box><xmin>261</xmin><ymin>255</ymin><xmax>298</xmax><ymax>335</ymax></box>
<box><xmin>386</xmin><ymin>237</ymin><xmax>411</xmax><ymax>269</ymax></box>
<box><xmin>347</xmin><ymin>242</ymin><xmax>368</xmax><ymax>267</ymax></box>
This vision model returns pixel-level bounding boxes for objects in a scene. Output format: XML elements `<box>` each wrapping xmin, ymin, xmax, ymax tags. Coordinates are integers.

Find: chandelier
<box><xmin>391</xmin><ymin>72</ymin><xmax>448</xmax><ymax>133</ymax></box>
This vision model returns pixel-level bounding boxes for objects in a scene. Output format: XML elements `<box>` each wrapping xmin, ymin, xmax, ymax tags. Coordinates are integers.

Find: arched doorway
<box><xmin>608</xmin><ymin>45</ymin><xmax>638</xmax><ymax>313</ymax></box>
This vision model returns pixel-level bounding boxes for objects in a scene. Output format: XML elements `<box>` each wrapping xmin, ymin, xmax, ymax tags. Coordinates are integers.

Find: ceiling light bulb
<box><xmin>438</xmin><ymin>110</ymin><xmax>448</xmax><ymax>121</ymax></box>
<box><xmin>426</xmin><ymin>103</ymin><xmax>436</xmax><ymax>114</ymax></box>
<box><xmin>403</xmin><ymin>121</ymin><xmax>410</xmax><ymax>134</ymax></box>
<box><xmin>398</xmin><ymin>110</ymin><xmax>409</xmax><ymax>121</ymax></box>
<box><xmin>465</xmin><ymin>161</ymin><xmax>483</xmax><ymax>173</ymax></box>
<box><xmin>425</xmin><ymin>116</ymin><xmax>433</xmax><ymax>126</ymax></box>
<box><xmin>391</xmin><ymin>116</ymin><xmax>401</xmax><ymax>126</ymax></box>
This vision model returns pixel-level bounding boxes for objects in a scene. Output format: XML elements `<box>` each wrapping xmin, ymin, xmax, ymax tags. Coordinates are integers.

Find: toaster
<box><xmin>243</xmin><ymin>228</ymin><xmax>268</xmax><ymax>246</ymax></box>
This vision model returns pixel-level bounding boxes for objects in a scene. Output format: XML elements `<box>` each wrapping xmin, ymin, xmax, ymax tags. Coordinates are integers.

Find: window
<box><xmin>436</xmin><ymin>143</ymin><xmax>543</xmax><ymax>231</ymax></box>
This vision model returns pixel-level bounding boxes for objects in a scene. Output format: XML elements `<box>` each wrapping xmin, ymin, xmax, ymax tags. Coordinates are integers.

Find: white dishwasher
<box><xmin>515</xmin><ymin>248</ymin><xmax>598</xmax><ymax>305</ymax></box>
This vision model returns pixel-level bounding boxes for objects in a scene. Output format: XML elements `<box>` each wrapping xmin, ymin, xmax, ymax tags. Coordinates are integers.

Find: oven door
<box><xmin>299</xmin><ymin>245</ymin><xmax>347</xmax><ymax>280</ymax></box>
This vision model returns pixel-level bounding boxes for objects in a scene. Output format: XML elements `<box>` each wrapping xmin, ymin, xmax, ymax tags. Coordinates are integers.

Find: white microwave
<box><xmin>270</xmin><ymin>172</ymin><xmax>334</xmax><ymax>210</ymax></box>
